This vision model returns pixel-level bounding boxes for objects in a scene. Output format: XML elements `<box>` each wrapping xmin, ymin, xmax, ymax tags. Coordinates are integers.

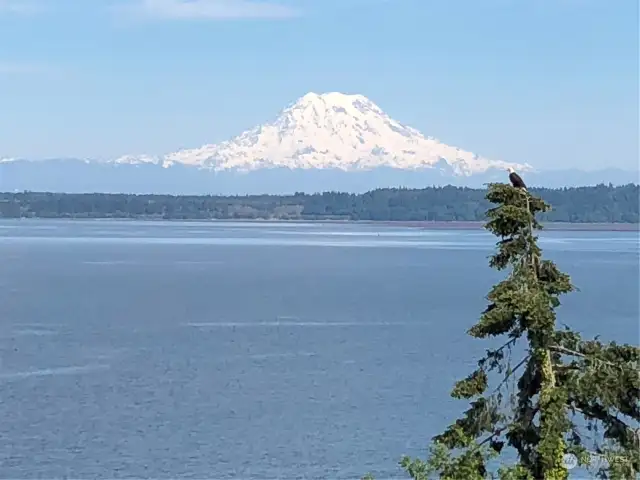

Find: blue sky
<box><xmin>1</xmin><ymin>0</ymin><xmax>638</xmax><ymax>171</ymax></box>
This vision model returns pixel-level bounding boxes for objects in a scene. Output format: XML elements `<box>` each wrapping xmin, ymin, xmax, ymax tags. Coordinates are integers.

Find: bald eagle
<box><xmin>507</xmin><ymin>167</ymin><xmax>527</xmax><ymax>191</ymax></box>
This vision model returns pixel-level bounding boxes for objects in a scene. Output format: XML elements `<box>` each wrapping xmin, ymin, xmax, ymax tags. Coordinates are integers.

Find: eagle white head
<box><xmin>507</xmin><ymin>167</ymin><xmax>515</xmax><ymax>174</ymax></box>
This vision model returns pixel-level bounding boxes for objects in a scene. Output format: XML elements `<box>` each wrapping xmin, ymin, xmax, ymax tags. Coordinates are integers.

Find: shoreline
<box><xmin>371</xmin><ymin>220</ymin><xmax>640</xmax><ymax>232</ymax></box>
<box><xmin>2</xmin><ymin>217</ymin><xmax>638</xmax><ymax>232</ymax></box>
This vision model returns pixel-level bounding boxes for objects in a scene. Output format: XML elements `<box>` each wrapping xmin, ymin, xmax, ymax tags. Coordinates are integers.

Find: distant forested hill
<box><xmin>0</xmin><ymin>183</ymin><xmax>638</xmax><ymax>223</ymax></box>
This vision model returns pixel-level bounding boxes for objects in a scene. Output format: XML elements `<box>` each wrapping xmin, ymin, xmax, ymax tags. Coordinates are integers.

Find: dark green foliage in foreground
<box><xmin>0</xmin><ymin>183</ymin><xmax>638</xmax><ymax>223</ymax></box>
<box><xmin>363</xmin><ymin>184</ymin><xmax>639</xmax><ymax>479</ymax></box>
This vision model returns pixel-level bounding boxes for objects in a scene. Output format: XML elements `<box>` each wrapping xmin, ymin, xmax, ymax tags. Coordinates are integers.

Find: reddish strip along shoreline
<box><xmin>189</xmin><ymin>218</ymin><xmax>640</xmax><ymax>232</ymax></box>
<box><xmin>360</xmin><ymin>220</ymin><xmax>640</xmax><ymax>232</ymax></box>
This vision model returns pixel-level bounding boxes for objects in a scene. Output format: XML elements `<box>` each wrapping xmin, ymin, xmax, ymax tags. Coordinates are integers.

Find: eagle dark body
<box><xmin>509</xmin><ymin>171</ymin><xmax>527</xmax><ymax>190</ymax></box>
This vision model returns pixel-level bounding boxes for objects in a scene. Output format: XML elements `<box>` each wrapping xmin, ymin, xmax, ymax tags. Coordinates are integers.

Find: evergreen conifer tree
<box><xmin>365</xmin><ymin>182</ymin><xmax>640</xmax><ymax>480</ymax></box>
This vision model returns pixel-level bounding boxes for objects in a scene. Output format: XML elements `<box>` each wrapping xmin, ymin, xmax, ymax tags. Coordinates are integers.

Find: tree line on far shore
<box><xmin>0</xmin><ymin>183</ymin><xmax>638</xmax><ymax>223</ymax></box>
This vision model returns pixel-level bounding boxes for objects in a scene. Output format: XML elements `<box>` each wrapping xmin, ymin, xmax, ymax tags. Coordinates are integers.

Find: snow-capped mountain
<box><xmin>117</xmin><ymin>92</ymin><xmax>532</xmax><ymax>176</ymax></box>
<box><xmin>5</xmin><ymin>92</ymin><xmax>631</xmax><ymax>195</ymax></box>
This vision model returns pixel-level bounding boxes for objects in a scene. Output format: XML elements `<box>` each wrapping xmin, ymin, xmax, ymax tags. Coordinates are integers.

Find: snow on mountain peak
<box><xmin>121</xmin><ymin>92</ymin><xmax>532</xmax><ymax>175</ymax></box>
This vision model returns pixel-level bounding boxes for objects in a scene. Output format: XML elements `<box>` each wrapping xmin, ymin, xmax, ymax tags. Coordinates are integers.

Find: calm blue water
<box><xmin>0</xmin><ymin>220</ymin><xmax>637</xmax><ymax>479</ymax></box>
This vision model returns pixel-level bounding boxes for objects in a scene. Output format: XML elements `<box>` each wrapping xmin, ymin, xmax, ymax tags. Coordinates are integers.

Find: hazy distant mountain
<box><xmin>0</xmin><ymin>92</ymin><xmax>637</xmax><ymax>195</ymax></box>
<box><xmin>128</xmin><ymin>91</ymin><xmax>532</xmax><ymax>175</ymax></box>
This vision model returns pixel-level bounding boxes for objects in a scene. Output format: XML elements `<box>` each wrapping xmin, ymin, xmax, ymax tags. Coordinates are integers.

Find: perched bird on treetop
<box><xmin>507</xmin><ymin>167</ymin><xmax>527</xmax><ymax>191</ymax></box>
